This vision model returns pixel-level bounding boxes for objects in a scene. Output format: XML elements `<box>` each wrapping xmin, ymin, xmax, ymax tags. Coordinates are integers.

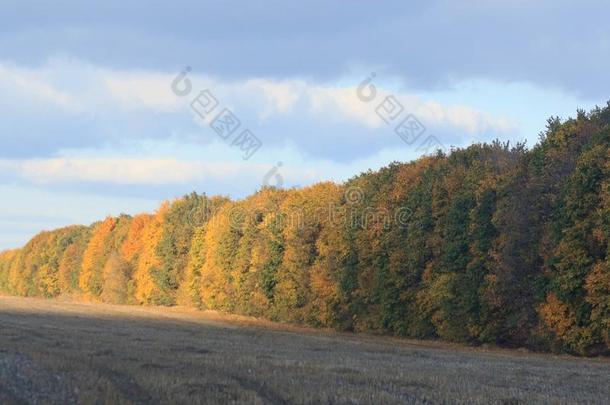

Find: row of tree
<box><xmin>1</xmin><ymin>105</ymin><xmax>608</xmax><ymax>355</ymax></box>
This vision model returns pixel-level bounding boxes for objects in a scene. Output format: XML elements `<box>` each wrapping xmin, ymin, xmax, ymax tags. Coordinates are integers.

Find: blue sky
<box><xmin>0</xmin><ymin>0</ymin><xmax>608</xmax><ymax>249</ymax></box>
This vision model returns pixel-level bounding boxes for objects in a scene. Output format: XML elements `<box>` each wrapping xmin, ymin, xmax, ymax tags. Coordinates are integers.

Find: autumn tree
<box><xmin>80</xmin><ymin>216</ymin><xmax>130</xmax><ymax>299</ymax></box>
<box><xmin>540</xmin><ymin>133</ymin><xmax>610</xmax><ymax>354</ymax></box>
<box><xmin>154</xmin><ymin>193</ymin><xmax>227</xmax><ymax>306</ymax></box>
<box><xmin>101</xmin><ymin>251</ymin><xmax>130</xmax><ymax>304</ymax></box>
<box><xmin>0</xmin><ymin>250</ymin><xmax>18</xmax><ymax>293</ymax></box>
<box><xmin>133</xmin><ymin>204</ymin><xmax>167</xmax><ymax>304</ymax></box>
<box><xmin>177</xmin><ymin>195</ymin><xmax>229</xmax><ymax>307</ymax></box>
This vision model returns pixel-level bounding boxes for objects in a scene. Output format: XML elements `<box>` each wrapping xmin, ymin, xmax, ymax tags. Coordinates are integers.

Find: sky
<box><xmin>0</xmin><ymin>0</ymin><xmax>608</xmax><ymax>250</ymax></box>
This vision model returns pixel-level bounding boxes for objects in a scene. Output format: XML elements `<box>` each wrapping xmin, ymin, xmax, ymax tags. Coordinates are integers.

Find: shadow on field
<box><xmin>1</xmin><ymin>296</ymin><xmax>609</xmax><ymax>404</ymax></box>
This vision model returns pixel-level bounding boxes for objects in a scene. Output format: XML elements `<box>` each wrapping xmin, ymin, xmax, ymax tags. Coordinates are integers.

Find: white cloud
<box><xmin>413</xmin><ymin>100</ymin><xmax>516</xmax><ymax>134</ymax></box>
<box><xmin>1</xmin><ymin>59</ymin><xmax>517</xmax><ymax>134</ymax></box>
<box><xmin>0</xmin><ymin>63</ymin><xmax>81</xmax><ymax>112</ymax></box>
<box><xmin>307</xmin><ymin>85</ymin><xmax>384</xmax><ymax>128</ymax></box>
<box><xmin>244</xmin><ymin>79</ymin><xmax>303</xmax><ymax>119</ymax></box>
<box><xmin>104</xmin><ymin>73</ymin><xmax>182</xmax><ymax>112</ymax></box>
<box><xmin>230</xmin><ymin>77</ymin><xmax>517</xmax><ymax>135</ymax></box>
<box><xmin>0</xmin><ymin>58</ymin><xmax>521</xmax><ymax>162</ymax></box>
<box><xmin>0</xmin><ymin>158</ymin><xmax>270</xmax><ymax>185</ymax></box>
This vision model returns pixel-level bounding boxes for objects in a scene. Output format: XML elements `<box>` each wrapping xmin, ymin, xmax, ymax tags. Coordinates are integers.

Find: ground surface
<box><xmin>0</xmin><ymin>295</ymin><xmax>608</xmax><ymax>404</ymax></box>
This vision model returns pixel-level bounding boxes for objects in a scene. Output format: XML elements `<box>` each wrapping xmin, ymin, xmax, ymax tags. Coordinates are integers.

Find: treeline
<box><xmin>1</xmin><ymin>105</ymin><xmax>609</xmax><ymax>355</ymax></box>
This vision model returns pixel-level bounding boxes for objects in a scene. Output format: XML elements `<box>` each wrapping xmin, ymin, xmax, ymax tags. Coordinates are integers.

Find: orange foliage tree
<box><xmin>79</xmin><ymin>217</ymin><xmax>118</xmax><ymax>299</ymax></box>
<box><xmin>133</xmin><ymin>203</ymin><xmax>167</xmax><ymax>304</ymax></box>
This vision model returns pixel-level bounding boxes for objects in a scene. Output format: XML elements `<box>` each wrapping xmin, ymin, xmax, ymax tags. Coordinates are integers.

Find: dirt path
<box><xmin>1</xmin><ymin>295</ymin><xmax>608</xmax><ymax>404</ymax></box>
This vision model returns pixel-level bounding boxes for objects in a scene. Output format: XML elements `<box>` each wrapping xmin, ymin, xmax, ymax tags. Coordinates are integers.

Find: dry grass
<box><xmin>0</xmin><ymin>295</ymin><xmax>608</xmax><ymax>404</ymax></box>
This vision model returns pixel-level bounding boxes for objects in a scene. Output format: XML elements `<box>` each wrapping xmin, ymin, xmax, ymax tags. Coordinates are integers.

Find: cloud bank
<box><xmin>0</xmin><ymin>60</ymin><xmax>517</xmax><ymax>162</ymax></box>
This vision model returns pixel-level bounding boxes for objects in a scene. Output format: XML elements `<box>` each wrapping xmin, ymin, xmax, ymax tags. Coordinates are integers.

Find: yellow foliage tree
<box><xmin>0</xmin><ymin>249</ymin><xmax>18</xmax><ymax>292</ymax></box>
<box><xmin>177</xmin><ymin>226</ymin><xmax>207</xmax><ymax>307</ymax></box>
<box><xmin>121</xmin><ymin>214</ymin><xmax>152</xmax><ymax>263</ymax></box>
<box><xmin>101</xmin><ymin>251</ymin><xmax>130</xmax><ymax>304</ymax></box>
<box><xmin>308</xmin><ymin>183</ymin><xmax>347</xmax><ymax>326</ymax></box>
<box><xmin>79</xmin><ymin>217</ymin><xmax>117</xmax><ymax>299</ymax></box>
<box><xmin>133</xmin><ymin>203</ymin><xmax>168</xmax><ymax>304</ymax></box>
<box><xmin>58</xmin><ymin>243</ymin><xmax>81</xmax><ymax>294</ymax></box>
<box><xmin>273</xmin><ymin>183</ymin><xmax>344</xmax><ymax>324</ymax></box>
<box><xmin>198</xmin><ymin>202</ymin><xmax>240</xmax><ymax>310</ymax></box>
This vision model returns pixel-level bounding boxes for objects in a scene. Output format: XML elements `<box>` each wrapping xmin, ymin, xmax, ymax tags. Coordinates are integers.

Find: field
<box><xmin>0</xmin><ymin>296</ymin><xmax>608</xmax><ymax>404</ymax></box>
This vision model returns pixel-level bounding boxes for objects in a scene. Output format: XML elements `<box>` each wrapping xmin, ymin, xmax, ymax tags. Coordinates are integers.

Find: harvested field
<box><xmin>0</xmin><ymin>295</ymin><xmax>608</xmax><ymax>404</ymax></box>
